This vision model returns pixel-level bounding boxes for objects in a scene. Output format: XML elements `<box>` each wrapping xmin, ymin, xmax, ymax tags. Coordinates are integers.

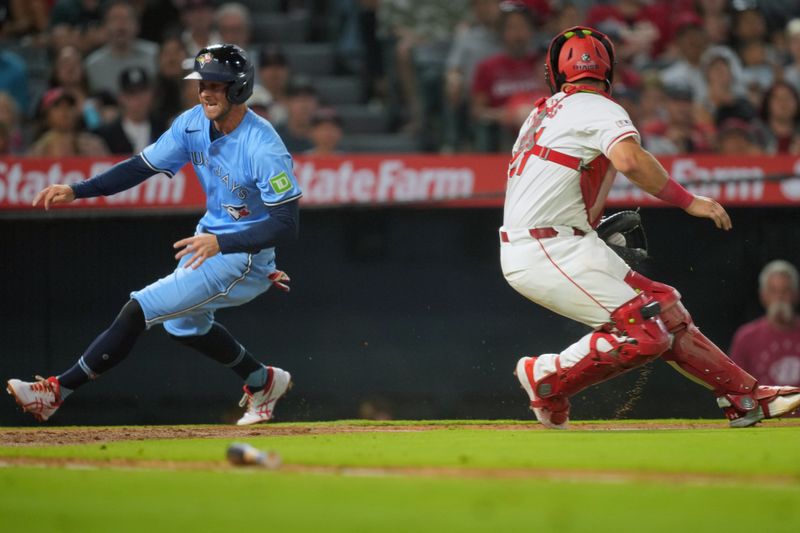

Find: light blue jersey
<box><xmin>142</xmin><ymin>105</ymin><xmax>302</xmax><ymax>236</ymax></box>
<box><xmin>132</xmin><ymin>106</ymin><xmax>302</xmax><ymax>337</ymax></box>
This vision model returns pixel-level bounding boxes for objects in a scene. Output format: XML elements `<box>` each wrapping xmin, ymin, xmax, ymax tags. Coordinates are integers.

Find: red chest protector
<box><xmin>510</xmin><ymin>84</ymin><xmax>616</xmax><ymax>228</ymax></box>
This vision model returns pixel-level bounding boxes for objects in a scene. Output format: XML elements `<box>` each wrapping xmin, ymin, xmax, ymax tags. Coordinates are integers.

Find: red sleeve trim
<box><xmin>606</xmin><ymin>130</ymin><xmax>639</xmax><ymax>154</ymax></box>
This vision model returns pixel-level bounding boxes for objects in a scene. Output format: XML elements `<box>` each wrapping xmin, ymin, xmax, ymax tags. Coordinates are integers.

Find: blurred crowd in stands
<box><xmin>2</xmin><ymin>0</ymin><xmax>800</xmax><ymax>156</ymax></box>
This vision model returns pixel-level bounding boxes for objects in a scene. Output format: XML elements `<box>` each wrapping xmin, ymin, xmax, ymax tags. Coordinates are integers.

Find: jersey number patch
<box><xmin>508</xmin><ymin>128</ymin><xmax>544</xmax><ymax>179</ymax></box>
<box><xmin>269</xmin><ymin>172</ymin><xmax>292</xmax><ymax>194</ymax></box>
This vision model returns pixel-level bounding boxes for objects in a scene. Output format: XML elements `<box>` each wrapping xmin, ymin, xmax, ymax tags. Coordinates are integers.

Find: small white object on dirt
<box><xmin>226</xmin><ymin>442</ymin><xmax>282</xmax><ymax>469</ymax></box>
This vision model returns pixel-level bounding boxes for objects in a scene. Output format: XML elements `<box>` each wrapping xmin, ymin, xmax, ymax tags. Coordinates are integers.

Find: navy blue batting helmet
<box><xmin>185</xmin><ymin>44</ymin><xmax>254</xmax><ymax>105</ymax></box>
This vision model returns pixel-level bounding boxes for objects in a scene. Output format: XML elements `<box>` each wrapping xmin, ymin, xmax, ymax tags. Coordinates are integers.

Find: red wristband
<box><xmin>655</xmin><ymin>178</ymin><xmax>693</xmax><ymax>209</ymax></box>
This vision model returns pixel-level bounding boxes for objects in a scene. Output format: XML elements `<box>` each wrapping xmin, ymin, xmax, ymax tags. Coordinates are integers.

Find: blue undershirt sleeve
<box><xmin>216</xmin><ymin>200</ymin><xmax>299</xmax><ymax>254</ymax></box>
<box><xmin>69</xmin><ymin>155</ymin><xmax>156</xmax><ymax>199</ymax></box>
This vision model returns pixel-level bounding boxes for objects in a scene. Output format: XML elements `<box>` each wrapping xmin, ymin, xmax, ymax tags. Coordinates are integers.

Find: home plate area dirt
<box><xmin>4</xmin><ymin>419</ymin><xmax>799</xmax><ymax>447</ymax></box>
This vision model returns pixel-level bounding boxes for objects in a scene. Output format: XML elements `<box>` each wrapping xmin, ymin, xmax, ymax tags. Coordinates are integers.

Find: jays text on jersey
<box><xmin>131</xmin><ymin>105</ymin><xmax>302</xmax><ymax>336</ymax></box>
<box><xmin>141</xmin><ymin>104</ymin><xmax>302</xmax><ymax>237</ymax></box>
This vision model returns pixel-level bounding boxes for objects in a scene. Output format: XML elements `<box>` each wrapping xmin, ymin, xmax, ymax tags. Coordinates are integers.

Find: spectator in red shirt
<box><xmin>585</xmin><ymin>0</ymin><xmax>665</xmax><ymax>63</ymax></box>
<box><xmin>730</xmin><ymin>260</ymin><xmax>800</xmax><ymax>387</ymax></box>
<box><xmin>471</xmin><ymin>2</ymin><xmax>546</xmax><ymax>152</ymax></box>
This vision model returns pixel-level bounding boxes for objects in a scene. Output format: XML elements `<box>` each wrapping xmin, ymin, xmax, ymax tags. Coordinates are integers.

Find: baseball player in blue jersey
<box><xmin>7</xmin><ymin>44</ymin><xmax>301</xmax><ymax>425</ymax></box>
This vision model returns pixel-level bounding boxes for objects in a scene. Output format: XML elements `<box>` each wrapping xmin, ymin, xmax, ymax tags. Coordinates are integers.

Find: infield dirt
<box><xmin>1</xmin><ymin>419</ymin><xmax>780</xmax><ymax>447</ymax></box>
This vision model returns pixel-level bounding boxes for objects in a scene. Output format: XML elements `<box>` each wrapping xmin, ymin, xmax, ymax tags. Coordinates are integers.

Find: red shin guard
<box><xmin>534</xmin><ymin>332</ymin><xmax>636</xmax><ymax>404</ymax></box>
<box><xmin>621</xmin><ymin>271</ymin><xmax>795</xmax><ymax>422</ymax></box>
<box><xmin>625</xmin><ymin>271</ymin><xmax>756</xmax><ymax>396</ymax></box>
<box><xmin>535</xmin><ymin>293</ymin><xmax>671</xmax><ymax>409</ymax></box>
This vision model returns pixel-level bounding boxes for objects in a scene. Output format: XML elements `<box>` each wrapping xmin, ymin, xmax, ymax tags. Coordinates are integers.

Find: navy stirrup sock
<box><xmin>58</xmin><ymin>299</ymin><xmax>146</xmax><ymax>394</ymax></box>
<box><xmin>170</xmin><ymin>322</ymin><xmax>267</xmax><ymax>391</ymax></box>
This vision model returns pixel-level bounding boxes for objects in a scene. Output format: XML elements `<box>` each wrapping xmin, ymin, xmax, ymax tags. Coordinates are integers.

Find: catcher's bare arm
<box><xmin>609</xmin><ymin>137</ymin><xmax>732</xmax><ymax>230</ymax></box>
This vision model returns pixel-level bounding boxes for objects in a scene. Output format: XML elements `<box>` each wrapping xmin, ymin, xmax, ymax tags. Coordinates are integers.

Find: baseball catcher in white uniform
<box><xmin>504</xmin><ymin>26</ymin><xmax>800</xmax><ymax>428</ymax></box>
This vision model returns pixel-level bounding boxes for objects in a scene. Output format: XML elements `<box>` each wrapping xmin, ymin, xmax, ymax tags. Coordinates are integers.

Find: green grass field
<box><xmin>1</xmin><ymin>420</ymin><xmax>799</xmax><ymax>532</ymax></box>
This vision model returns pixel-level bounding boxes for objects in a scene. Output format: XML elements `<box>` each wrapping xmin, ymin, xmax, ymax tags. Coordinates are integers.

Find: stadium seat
<box><xmin>313</xmin><ymin>76</ymin><xmax>364</xmax><ymax>106</ymax></box>
<box><xmin>284</xmin><ymin>44</ymin><xmax>337</xmax><ymax>76</ymax></box>
<box><xmin>336</xmin><ymin>105</ymin><xmax>391</xmax><ymax>135</ymax></box>
<box><xmin>26</xmin><ymin>76</ymin><xmax>49</xmax><ymax>116</ymax></box>
<box><xmin>252</xmin><ymin>10</ymin><xmax>311</xmax><ymax>44</ymax></box>
<box><xmin>339</xmin><ymin>133</ymin><xmax>420</xmax><ymax>153</ymax></box>
<box><xmin>237</xmin><ymin>0</ymin><xmax>282</xmax><ymax>15</ymax></box>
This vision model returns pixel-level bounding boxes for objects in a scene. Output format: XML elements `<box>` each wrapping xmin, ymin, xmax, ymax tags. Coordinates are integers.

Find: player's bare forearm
<box><xmin>32</xmin><ymin>184</ymin><xmax>76</xmax><ymax>209</ymax></box>
<box><xmin>608</xmin><ymin>137</ymin><xmax>670</xmax><ymax>195</ymax></box>
<box><xmin>609</xmin><ymin>137</ymin><xmax>731</xmax><ymax>230</ymax></box>
<box><xmin>174</xmin><ymin>233</ymin><xmax>220</xmax><ymax>270</ymax></box>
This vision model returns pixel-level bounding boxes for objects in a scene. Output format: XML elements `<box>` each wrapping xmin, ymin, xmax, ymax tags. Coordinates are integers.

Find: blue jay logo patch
<box><xmin>223</xmin><ymin>204</ymin><xmax>251</xmax><ymax>221</ymax></box>
<box><xmin>197</xmin><ymin>53</ymin><xmax>214</xmax><ymax>67</ymax></box>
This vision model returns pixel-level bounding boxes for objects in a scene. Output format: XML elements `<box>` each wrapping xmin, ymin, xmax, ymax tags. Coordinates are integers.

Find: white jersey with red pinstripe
<box><xmin>503</xmin><ymin>90</ymin><xmax>639</xmax><ymax>232</ymax></box>
<box><xmin>500</xmin><ymin>88</ymin><xmax>641</xmax><ymax>329</ymax></box>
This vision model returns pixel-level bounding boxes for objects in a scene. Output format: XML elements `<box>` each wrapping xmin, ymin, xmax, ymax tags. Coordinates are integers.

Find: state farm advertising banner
<box><xmin>0</xmin><ymin>158</ymin><xmax>205</xmax><ymax>212</ymax></box>
<box><xmin>2</xmin><ymin>154</ymin><xmax>800</xmax><ymax>213</ymax></box>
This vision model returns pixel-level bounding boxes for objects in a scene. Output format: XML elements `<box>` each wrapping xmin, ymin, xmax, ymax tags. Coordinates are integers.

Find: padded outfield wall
<box><xmin>2</xmin><ymin>204</ymin><xmax>799</xmax><ymax>425</ymax></box>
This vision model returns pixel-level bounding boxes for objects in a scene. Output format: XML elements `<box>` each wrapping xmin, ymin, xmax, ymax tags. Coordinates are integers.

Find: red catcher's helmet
<box><xmin>545</xmin><ymin>26</ymin><xmax>615</xmax><ymax>94</ymax></box>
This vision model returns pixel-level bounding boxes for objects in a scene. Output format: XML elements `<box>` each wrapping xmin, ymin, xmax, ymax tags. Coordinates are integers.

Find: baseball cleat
<box><xmin>236</xmin><ymin>367</ymin><xmax>292</xmax><ymax>426</ymax></box>
<box><xmin>514</xmin><ymin>357</ymin><xmax>569</xmax><ymax>430</ymax></box>
<box><xmin>720</xmin><ymin>386</ymin><xmax>800</xmax><ymax>428</ymax></box>
<box><xmin>6</xmin><ymin>376</ymin><xmax>63</xmax><ymax>422</ymax></box>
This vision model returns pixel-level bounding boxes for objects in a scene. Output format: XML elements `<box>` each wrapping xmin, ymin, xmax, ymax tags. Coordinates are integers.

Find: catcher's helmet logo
<box><xmin>197</xmin><ymin>53</ymin><xmax>214</xmax><ymax>67</ymax></box>
<box><xmin>545</xmin><ymin>26</ymin><xmax>615</xmax><ymax>94</ymax></box>
<box><xmin>223</xmin><ymin>204</ymin><xmax>251</xmax><ymax>221</ymax></box>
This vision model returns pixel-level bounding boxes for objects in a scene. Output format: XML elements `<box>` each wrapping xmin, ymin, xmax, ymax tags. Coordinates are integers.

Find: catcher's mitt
<box><xmin>596</xmin><ymin>210</ymin><xmax>649</xmax><ymax>266</ymax></box>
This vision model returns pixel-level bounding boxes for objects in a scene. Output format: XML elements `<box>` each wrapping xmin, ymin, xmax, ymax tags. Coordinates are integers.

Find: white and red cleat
<box><xmin>720</xmin><ymin>386</ymin><xmax>800</xmax><ymax>428</ymax></box>
<box><xmin>236</xmin><ymin>367</ymin><xmax>292</xmax><ymax>426</ymax></box>
<box><xmin>514</xmin><ymin>357</ymin><xmax>570</xmax><ymax>430</ymax></box>
<box><xmin>7</xmin><ymin>376</ymin><xmax>63</xmax><ymax>422</ymax></box>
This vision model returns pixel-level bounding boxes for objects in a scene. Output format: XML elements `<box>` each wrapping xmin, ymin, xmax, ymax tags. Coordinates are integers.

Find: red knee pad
<box><xmin>625</xmin><ymin>271</ymin><xmax>688</xmax><ymax>332</ymax></box>
<box><xmin>609</xmin><ymin>292</ymin><xmax>672</xmax><ymax>358</ymax></box>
